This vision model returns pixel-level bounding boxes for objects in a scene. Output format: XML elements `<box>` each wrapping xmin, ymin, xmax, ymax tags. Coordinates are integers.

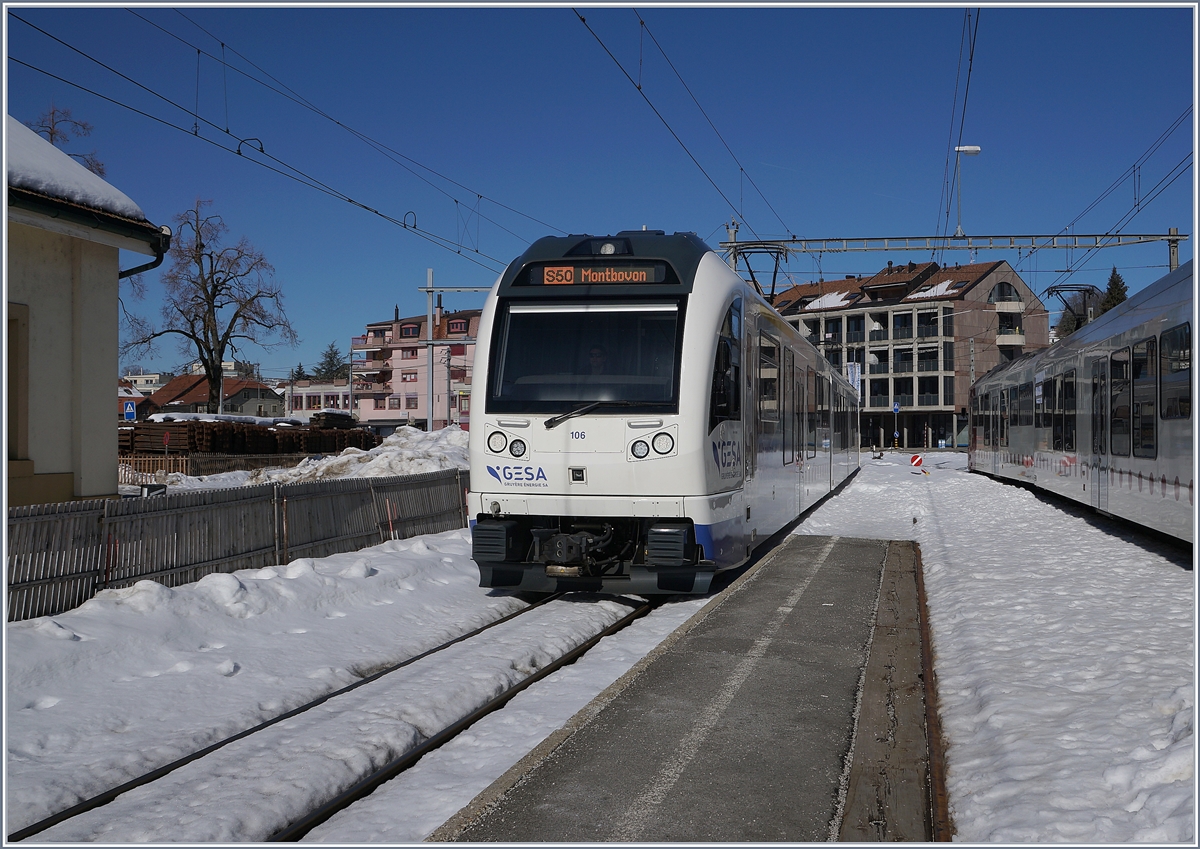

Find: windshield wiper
<box><xmin>544</xmin><ymin>400</ymin><xmax>664</xmax><ymax>430</ymax></box>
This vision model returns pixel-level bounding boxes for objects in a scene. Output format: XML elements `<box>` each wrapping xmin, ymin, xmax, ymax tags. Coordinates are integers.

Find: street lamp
<box><xmin>953</xmin><ymin>145</ymin><xmax>981</xmax><ymax>238</ymax></box>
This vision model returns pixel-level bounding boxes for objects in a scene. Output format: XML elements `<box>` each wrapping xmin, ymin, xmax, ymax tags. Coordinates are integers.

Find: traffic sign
<box><xmin>892</xmin><ymin>401</ymin><xmax>900</xmax><ymax>414</ymax></box>
<box><xmin>163</xmin><ymin>431</ymin><xmax>170</xmax><ymax>446</ymax></box>
<box><xmin>123</xmin><ymin>401</ymin><xmax>136</xmax><ymax>421</ymax></box>
<box><xmin>910</xmin><ymin>454</ymin><xmax>923</xmax><ymax>467</ymax></box>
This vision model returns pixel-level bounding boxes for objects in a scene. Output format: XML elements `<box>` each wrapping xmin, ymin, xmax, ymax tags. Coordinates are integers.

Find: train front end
<box><xmin>467</xmin><ymin>231</ymin><xmax>745</xmax><ymax>595</ymax></box>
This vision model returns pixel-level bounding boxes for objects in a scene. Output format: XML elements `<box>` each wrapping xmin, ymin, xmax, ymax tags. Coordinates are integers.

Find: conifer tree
<box><xmin>1098</xmin><ymin>266</ymin><xmax>1129</xmax><ymax>315</ymax></box>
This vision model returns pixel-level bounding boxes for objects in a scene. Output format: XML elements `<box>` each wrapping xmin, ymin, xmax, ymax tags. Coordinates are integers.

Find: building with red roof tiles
<box><xmin>148</xmin><ymin>374</ymin><xmax>284</xmax><ymax>417</ymax></box>
<box><xmin>771</xmin><ymin>259</ymin><xmax>1048</xmax><ymax>449</ymax></box>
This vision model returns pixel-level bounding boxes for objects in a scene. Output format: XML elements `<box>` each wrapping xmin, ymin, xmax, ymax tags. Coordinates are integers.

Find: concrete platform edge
<box><xmin>426</xmin><ymin>536</ymin><xmax>803</xmax><ymax>843</ymax></box>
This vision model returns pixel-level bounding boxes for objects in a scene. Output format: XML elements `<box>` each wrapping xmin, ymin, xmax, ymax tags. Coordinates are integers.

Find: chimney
<box><xmin>887</xmin><ymin>260</ymin><xmax>893</xmax><ymax>274</ymax></box>
<box><xmin>394</xmin><ymin>304</ymin><xmax>399</xmax><ymax>321</ymax></box>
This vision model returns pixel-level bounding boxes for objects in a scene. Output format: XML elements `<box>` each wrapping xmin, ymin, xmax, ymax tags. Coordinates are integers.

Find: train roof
<box><xmin>973</xmin><ymin>260</ymin><xmax>1193</xmax><ymax>388</ymax></box>
<box><xmin>1060</xmin><ymin>259</ymin><xmax>1192</xmax><ymax>346</ymax></box>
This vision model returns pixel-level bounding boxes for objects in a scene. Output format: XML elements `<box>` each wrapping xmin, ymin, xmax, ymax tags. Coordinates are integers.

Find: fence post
<box><xmin>273</xmin><ymin>484</ymin><xmax>282</xmax><ymax>566</ymax></box>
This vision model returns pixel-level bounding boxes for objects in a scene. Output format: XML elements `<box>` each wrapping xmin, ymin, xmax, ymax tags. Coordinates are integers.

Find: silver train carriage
<box><xmin>468</xmin><ymin>230</ymin><xmax>861</xmax><ymax>594</ymax></box>
<box><xmin>968</xmin><ymin>260</ymin><xmax>1193</xmax><ymax>543</ymax></box>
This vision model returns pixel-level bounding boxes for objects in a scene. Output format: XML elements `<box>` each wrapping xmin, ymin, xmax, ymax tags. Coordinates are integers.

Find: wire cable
<box><xmin>573</xmin><ymin>9</ymin><xmax>762</xmax><ymax>241</ymax></box>
<box><xmin>633</xmin><ymin>9</ymin><xmax>794</xmax><ymax>238</ymax></box>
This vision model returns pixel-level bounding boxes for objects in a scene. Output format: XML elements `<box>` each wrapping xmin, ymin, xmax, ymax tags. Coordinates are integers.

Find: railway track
<box><xmin>9</xmin><ymin>592</ymin><xmax>655</xmax><ymax>843</ymax></box>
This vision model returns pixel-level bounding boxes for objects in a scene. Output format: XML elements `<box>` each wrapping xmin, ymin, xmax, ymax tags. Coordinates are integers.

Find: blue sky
<box><xmin>5</xmin><ymin>4</ymin><xmax>1196</xmax><ymax>380</ymax></box>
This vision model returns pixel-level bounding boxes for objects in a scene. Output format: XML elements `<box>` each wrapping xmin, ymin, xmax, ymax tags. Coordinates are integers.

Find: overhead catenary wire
<box><xmin>7</xmin><ymin>17</ymin><xmax>510</xmax><ymax>273</ymax></box>
<box><xmin>572</xmin><ymin>8</ymin><xmax>764</xmax><ymax>243</ymax></box>
<box><xmin>633</xmin><ymin>9</ymin><xmax>794</xmax><ymax>239</ymax></box>
<box><xmin>141</xmin><ymin>8</ymin><xmax>566</xmax><ymax>241</ymax></box>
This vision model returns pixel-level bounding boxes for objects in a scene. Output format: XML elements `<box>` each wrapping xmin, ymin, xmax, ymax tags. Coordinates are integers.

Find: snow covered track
<box><xmin>13</xmin><ymin>593</ymin><xmax>651</xmax><ymax>843</ymax></box>
<box><xmin>6</xmin><ymin>591</ymin><xmax>566</xmax><ymax>843</ymax></box>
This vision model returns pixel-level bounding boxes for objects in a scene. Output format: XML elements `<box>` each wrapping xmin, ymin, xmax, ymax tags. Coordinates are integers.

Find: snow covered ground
<box><xmin>6</xmin><ymin>431</ymin><xmax>1194</xmax><ymax>842</ymax></box>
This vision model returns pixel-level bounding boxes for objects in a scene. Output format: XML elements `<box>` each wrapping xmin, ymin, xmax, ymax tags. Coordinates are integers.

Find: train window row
<box><xmin>973</xmin><ymin>321</ymin><xmax>1191</xmax><ymax>458</ymax></box>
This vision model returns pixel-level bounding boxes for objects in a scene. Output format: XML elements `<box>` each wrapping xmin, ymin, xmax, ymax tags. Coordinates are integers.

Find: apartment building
<box><xmin>773</xmin><ymin>259</ymin><xmax>1049</xmax><ymax>448</ymax></box>
<box><xmin>350</xmin><ymin>303</ymin><xmax>481</xmax><ymax>435</ymax></box>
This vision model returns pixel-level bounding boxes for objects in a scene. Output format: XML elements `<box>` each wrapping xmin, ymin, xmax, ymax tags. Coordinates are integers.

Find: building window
<box><xmin>307</xmin><ymin>395</ymin><xmax>321</xmax><ymax>410</ymax></box>
<box><xmin>943</xmin><ymin>376</ymin><xmax>955</xmax><ymax>409</ymax></box>
<box><xmin>892</xmin><ymin>312</ymin><xmax>913</xmax><ymax>340</ymax></box>
<box><xmin>401</xmin><ymin>324</ymin><xmax>420</xmax><ymax>338</ymax></box>
<box><xmin>988</xmin><ymin>281</ymin><xmax>1020</xmax><ymax>303</ymax></box>
<box><xmin>893</xmin><ymin>377</ymin><xmax>913</xmax><ymax>407</ymax></box>
<box><xmin>917</xmin><ymin>376</ymin><xmax>939</xmax><ymax>406</ymax></box>
<box><xmin>388</xmin><ymin>397</ymin><xmax>402</xmax><ymax>409</ymax></box>
<box><xmin>400</xmin><ymin>371</ymin><xmax>418</xmax><ymax>382</ymax></box>
<box><xmin>448</xmin><ymin>319</ymin><xmax>467</xmax><ymax>334</ymax></box>
<box><xmin>942</xmin><ymin>307</ymin><xmax>955</xmax><ymax>337</ymax></box>
<box><xmin>405</xmin><ymin>393</ymin><xmax>419</xmax><ymax>410</ymax></box>
<box><xmin>401</xmin><ymin>347</ymin><xmax>418</xmax><ymax>359</ymax></box>
<box><xmin>374</xmin><ymin>396</ymin><xmax>386</xmax><ymax>409</ymax></box>
<box><xmin>449</xmin><ymin>343</ymin><xmax>466</xmax><ymax>356</ymax></box>
<box><xmin>460</xmin><ymin>395</ymin><xmax>470</xmax><ymax>414</ymax></box>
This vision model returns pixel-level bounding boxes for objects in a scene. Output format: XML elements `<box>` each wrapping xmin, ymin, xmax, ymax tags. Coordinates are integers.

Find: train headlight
<box><xmin>487</xmin><ymin>431</ymin><xmax>508</xmax><ymax>453</ymax></box>
<box><xmin>631</xmin><ymin>440</ymin><xmax>650</xmax><ymax>459</ymax></box>
<box><xmin>509</xmin><ymin>439</ymin><xmax>527</xmax><ymax>458</ymax></box>
<box><xmin>652</xmin><ymin>432</ymin><xmax>674</xmax><ymax>455</ymax></box>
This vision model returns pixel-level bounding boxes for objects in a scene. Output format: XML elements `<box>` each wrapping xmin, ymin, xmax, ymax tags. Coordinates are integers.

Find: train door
<box><xmin>1090</xmin><ymin>357</ymin><xmax>1109</xmax><ymax>511</ymax></box>
<box><xmin>991</xmin><ymin>390</ymin><xmax>1000</xmax><ymax>475</ymax></box>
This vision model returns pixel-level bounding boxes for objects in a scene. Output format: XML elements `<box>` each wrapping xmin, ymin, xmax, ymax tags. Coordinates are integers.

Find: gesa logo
<box><xmin>486</xmin><ymin>465</ymin><xmax>549</xmax><ymax>484</ymax></box>
<box><xmin>711</xmin><ymin>440</ymin><xmax>741</xmax><ymax>471</ymax></box>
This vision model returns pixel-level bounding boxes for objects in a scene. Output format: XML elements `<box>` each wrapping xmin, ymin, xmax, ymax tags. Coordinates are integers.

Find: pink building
<box><xmin>351</xmin><ymin>305</ymin><xmax>480</xmax><ymax>435</ymax></box>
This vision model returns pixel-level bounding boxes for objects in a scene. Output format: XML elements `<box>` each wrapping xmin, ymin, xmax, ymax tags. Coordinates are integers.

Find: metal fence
<box><xmin>6</xmin><ymin>469</ymin><xmax>470</xmax><ymax>622</ymax></box>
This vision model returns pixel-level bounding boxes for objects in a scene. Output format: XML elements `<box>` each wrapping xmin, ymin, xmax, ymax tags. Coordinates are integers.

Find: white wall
<box><xmin>8</xmin><ymin>220</ymin><xmax>119</xmax><ymax>499</ymax></box>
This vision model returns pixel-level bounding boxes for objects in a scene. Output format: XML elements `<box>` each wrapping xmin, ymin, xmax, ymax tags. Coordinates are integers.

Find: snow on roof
<box><xmin>907</xmin><ymin>278</ymin><xmax>959</xmax><ymax>300</ymax></box>
<box><xmin>6</xmin><ymin>115</ymin><xmax>147</xmax><ymax>221</ymax></box>
<box><xmin>802</xmin><ymin>290</ymin><xmax>859</xmax><ymax>311</ymax></box>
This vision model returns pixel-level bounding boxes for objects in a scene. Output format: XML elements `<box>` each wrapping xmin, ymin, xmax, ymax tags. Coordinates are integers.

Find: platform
<box><xmin>430</xmin><ymin>534</ymin><xmax>944</xmax><ymax>842</ymax></box>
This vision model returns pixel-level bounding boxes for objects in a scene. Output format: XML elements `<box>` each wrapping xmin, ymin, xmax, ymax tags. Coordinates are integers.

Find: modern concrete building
<box><xmin>7</xmin><ymin>115</ymin><xmax>170</xmax><ymax>506</ymax></box>
<box><xmin>772</xmin><ymin>259</ymin><xmax>1049</xmax><ymax>448</ymax></box>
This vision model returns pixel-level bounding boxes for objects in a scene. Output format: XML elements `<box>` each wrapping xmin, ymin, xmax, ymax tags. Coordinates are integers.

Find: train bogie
<box><xmin>968</xmin><ymin>260</ymin><xmax>1193</xmax><ymax>543</ymax></box>
<box><xmin>468</xmin><ymin>231</ymin><xmax>860</xmax><ymax>594</ymax></box>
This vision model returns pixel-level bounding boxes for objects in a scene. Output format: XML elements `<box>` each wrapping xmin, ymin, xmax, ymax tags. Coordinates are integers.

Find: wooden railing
<box><xmin>6</xmin><ymin>469</ymin><xmax>470</xmax><ymax>622</ymax></box>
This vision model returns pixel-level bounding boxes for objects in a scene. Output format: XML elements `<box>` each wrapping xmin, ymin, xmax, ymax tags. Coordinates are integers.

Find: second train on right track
<box><xmin>967</xmin><ymin>260</ymin><xmax>1193</xmax><ymax>543</ymax></box>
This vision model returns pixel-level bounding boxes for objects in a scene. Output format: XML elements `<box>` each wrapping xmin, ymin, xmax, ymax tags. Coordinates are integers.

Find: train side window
<box><xmin>708</xmin><ymin>300</ymin><xmax>742</xmax><ymax>432</ymax></box>
<box><xmin>783</xmin><ymin>348</ymin><xmax>795</xmax><ymax>465</ymax></box>
<box><xmin>1063</xmin><ymin>370</ymin><xmax>1076</xmax><ymax>452</ymax></box>
<box><xmin>806</xmin><ymin>367</ymin><xmax>817</xmax><ymax>459</ymax></box>
<box><xmin>1051</xmin><ymin>376</ymin><xmax>1064</xmax><ymax>452</ymax></box>
<box><xmin>1132</xmin><ymin>338</ymin><xmax>1157</xmax><ymax>458</ymax></box>
<box><xmin>998</xmin><ymin>387</ymin><xmax>1008</xmax><ymax>447</ymax></box>
<box><xmin>1110</xmin><ymin>347</ymin><xmax>1131</xmax><ymax>456</ymax></box>
<box><xmin>758</xmin><ymin>333</ymin><xmax>780</xmax><ymax>454</ymax></box>
<box><xmin>980</xmin><ymin>393</ymin><xmax>990</xmax><ymax>447</ymax></box>
<box><xmin>1160</xmin><ymin>322</ymin><xmax>1191</xmax><ymax>420</ymax></box>
<box><xmin>1018</xmin><ymin>382</ymin><xmax>1034</xmax><ymax>427</ymax></box>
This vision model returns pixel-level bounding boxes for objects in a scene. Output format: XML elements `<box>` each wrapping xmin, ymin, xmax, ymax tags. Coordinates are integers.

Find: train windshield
<box><xmin>487</xmin><ymin>302</ymin><xmax>681</xmax><ymax>414</ymax></box>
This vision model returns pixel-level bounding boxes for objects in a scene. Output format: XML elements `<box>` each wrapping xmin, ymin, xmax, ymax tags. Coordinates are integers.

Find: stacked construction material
<box><xmin>308</xmin><ymin>410</ymin><xmax>358</xmax><ymax>430</ymax></box>
<box><xmin>120</xmin><ymin>419</ymin><xmax>380</xmax><ymax>458</ymax></box>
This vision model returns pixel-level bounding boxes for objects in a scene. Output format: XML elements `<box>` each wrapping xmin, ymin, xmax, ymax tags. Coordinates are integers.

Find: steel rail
<box><xmin>267</xmin><ymin>598</ymin><xmax>658</xmax><ymax>842</ymax></box>
<box><xmin>7</xmin><ymin>592</ymin><xmax>566</xmax><ymax>843</ymax></box>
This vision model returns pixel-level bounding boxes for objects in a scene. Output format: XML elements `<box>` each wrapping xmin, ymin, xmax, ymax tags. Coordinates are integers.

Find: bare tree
<box><xmin>122</xmin><ymin>199</ymin><xmax>298</xmax><ymax>413</ymax></box>
<box><xmin>26</xmin><ymin>104</ymin><xmax>106</xmax><ymax>177</ymax></box>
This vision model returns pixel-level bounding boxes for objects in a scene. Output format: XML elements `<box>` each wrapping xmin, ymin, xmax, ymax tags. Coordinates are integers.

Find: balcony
<box><xmin>869</xmin><ymin>363</ymin><xmax>889</xmax><ymax>375</ymax></box>
<box><xmin>352</xmin><ymin>334</ymin><xmax>392</xmax><ymax>351</ymax></box>
<box><xmin>352</xmin><ymin>360</ymin><xmax>391</xmax><ymax>375</ymax></box>
<box><xmin>917</xmin><ymin>325</ymin><xmax>939</xmax><ymax>338</ymax></box>
<box><xmin>868</xmin><ymin>394</ymin><xmax>890</xmax><ymax>408</ymax></box>
<box><xmin>869</xmin><ymin>329</ymin><xmax>888</xmax><ymax>342</ymax></box>
<box><xmin>994</xmin><ymin>300</ymin><xmax>1025</xmax><ymax>313</ymax></box>
<box><xmin>995</xmin><ymin>331</ymin><xmax>1026</xmax><ymax>346</ymax></box>
<box><xmin>893</xmin><ymin>362</ymin><xmax>914</xmax><ymax>374</ymax></box>
<box><xmin>917</xmin><ymin>393</ymin><xmax>940</xmax><ymax>406</ymax></box>
<box><xmin>917</xmin><ymin>360</ymin><xmax>940</xmax><ymax>372</ymax></box>
<box><xmin>846</xmin><ymin>330</ymin><xmax>865</xmax><ymax>343</ymax></box>
<box><xmin>894</xmin><ymin>394</ymin><xmax>914</xmax><ymax>407</ymax></box>
<box><xmin>893</xmin><ymin>327</ymin><xmax>913</xmax><ymax>340</ymax></box>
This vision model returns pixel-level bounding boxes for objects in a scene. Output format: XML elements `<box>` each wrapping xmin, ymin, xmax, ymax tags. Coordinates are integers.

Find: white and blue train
<box><xmin>969</xmin><ymin>260</ymin><xmax>1193</xmax><ymax>544</ymax></box>
<box><xmin>468</xmin><ymin>230</ymin><xmax>860</xmax><ymax>594</ymax></box>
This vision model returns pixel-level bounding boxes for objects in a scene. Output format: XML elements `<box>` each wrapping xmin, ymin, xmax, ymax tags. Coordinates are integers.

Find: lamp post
<box><xmin>953</xmin><ymin>145</ymin><xmax>981</xmax><ymax>238</ymax></box>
